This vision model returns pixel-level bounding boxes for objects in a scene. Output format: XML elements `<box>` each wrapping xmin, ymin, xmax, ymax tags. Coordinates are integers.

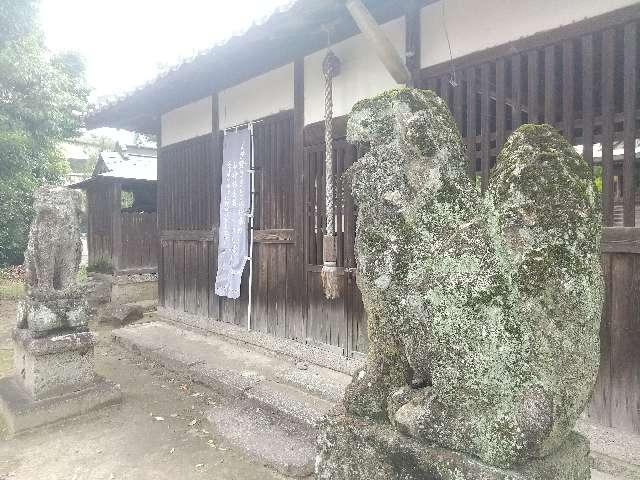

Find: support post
<box><xmin>344</xmin><ymin>0</ymin><xmax>412</xmax><ymax>85</ymax></box>
<box><xmin>404</xmin><ymin>0</ymin><xmax>421</xmax><ymax>87</ymax></box>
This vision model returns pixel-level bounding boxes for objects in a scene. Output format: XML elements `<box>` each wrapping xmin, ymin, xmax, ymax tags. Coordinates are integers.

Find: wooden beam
<box><xmin>480</xmin><ymin>63</ymin><xmax>490</xmax><ymax>192</ymax></box>
<box><xmin>562</xmin><ymin>39</ymin><xmax>575</xmax><ymax>143</ymax></box>
<box><xmin>160</xmin><ymin>230</ymin><xmax>217</xmax><ymax>241</ymax></box>
<box><xmin>511</xmin><ymin>54</ymin><xmax>522</xmax><ymax>130</ymax></box>
<box><xmin>623</xmin><ymin>22</ymin><xmax>637</xmax><ymax>227</ymax></box>
<box><xmin>602</xmin><ymin>29</ymin><xmax>615</xmax><ymax>227</ymax></box>
<box><xmin>344</xmin><ymin>0</ymin><xmax>412</xmax><ymax>84</ymax></box>
<box><xmin>527</xmin><ymin>50</ymin><xmax>539</xmax><ymax>124</ymax></box>
<box><xmin>111</xmin><ymin>182</ymin><xmax>123</xmax><ymax>271</ymax></box>
<box><xmin>601</xmin><ymin>227</ymin><xmax>640</xmax><ymax>254</ymax></box>
<box><xmin>582</xmin><ymin>34</ymin><xmax>594</xmax><ymax>169</ymax></box>
<box><xmin>495</xmin><ymin>58</ymin><xmax>506</xmax><ymax>150</ymax></box>
<box><xmin>211</xmin><ymin>92</ymin><xmax>221</xmax><ymax>227</ymax></box>
<box><xmin>404</xmin><ymin>0</ymin><xmax>421</xmax><ymax>87</ymax></box>
<box><xmin>253</xmin><ymin>229</ymin><xmax>295</xmax><ymax>244</ymax></box>
<box><xmin>293</xmin><ymin>57</ymin><xmax>306</xmax><ymax>330</ymax></box>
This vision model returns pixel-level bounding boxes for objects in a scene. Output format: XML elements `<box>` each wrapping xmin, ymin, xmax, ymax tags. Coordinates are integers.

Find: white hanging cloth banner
<box><xmin>215</xmin><ymin>128</ymin><xmax>251</xmax><ymax>299</ymax></box>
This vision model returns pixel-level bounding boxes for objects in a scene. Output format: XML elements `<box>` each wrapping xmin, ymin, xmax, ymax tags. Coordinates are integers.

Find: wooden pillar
<box><xmin>602</xmin><ymin>29</ymin><xmax>615</xmax><ymax>227</ymax></box>
<box><xmin>157</xmin><ymin>121</ymin><xmax>164</xmax><ymax>307</ymax></box>
<box><xmin>209</xmin><ymin>92</ymin><xmax>222</xmax><ymax>321</ymax></box>
<box><xmin>404</xmin><ymin>0</ymin><xmax>421</xmax><ymax>87</ymax></box>
<box><xmin>111</xmin><ymin>182</ymin><xmax>122</xmax><ymax>273</ymax></box>
<box><xmin>293</xmin><ymin>58</ymin><xmax>306</xmax><ymax>338</ymax></box>
<box><xmin>211</xmin><ymin>93</ymin><xmax>221</xmax><ymax>227</ymax></box>
<box><xmin>623</xmin><ymin>22</ymin><xmax>637</xmax><ymax>227</ymax></box>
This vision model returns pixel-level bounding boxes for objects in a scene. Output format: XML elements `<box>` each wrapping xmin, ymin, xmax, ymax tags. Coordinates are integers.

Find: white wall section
<box><xmin>304</xmin><ymin>17</ymin><xmax>405</xmax><ymax>125</ymax></box>
<box><xmin>161</xmin><ymin>96</ymin><xmax>213</xmax><ymax>146</ymax></box>
<box><xmin>219</xmin><ymin>63</ymin><xmax>294</xmax><ymax>130</ymax></box>
<box><xmin>420</xmin><ymin>0</ymin><xmax>637</xmax><ymax>68</ymax></box>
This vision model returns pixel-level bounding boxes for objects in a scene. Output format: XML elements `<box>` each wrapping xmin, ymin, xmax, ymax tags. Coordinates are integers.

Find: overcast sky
<box><xmin>41</xmin><ymin>0</ymin><xmax>292</xmax><ymax>102</ymax></box>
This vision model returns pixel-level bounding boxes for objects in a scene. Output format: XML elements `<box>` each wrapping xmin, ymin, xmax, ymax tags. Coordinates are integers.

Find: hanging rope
<box><xmin>321</xmin><ymin>49</ymin><xmax>342</xmax><ymax>300</ymax></box>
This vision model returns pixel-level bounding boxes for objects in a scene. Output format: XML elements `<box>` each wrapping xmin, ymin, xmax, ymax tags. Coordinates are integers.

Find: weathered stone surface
<box><xmin>24</xmin><ymin>186</ymin><xmax>83</xmax><ymax>291</ymax></box>
<box><xmin>16</xmin><ymin>286</ymin><xmax>89</xmax><ymax>335</ymax></box>
<box><xmin>316</xmin><ymin>87</ymin><xmax>602</xmax><ymax>476</ymax></box>
<box><xmin>18</xmin><ymin>186</ymin><xmax>88</xmax><ymax>335</ymax></box>
<box><xmin>86</xmin><ymin>273</ymin><xmax>112</xmax><ymax>307</ymax></box>
<box><xmin>316</xmin><ymin>408</ymin><xmax>591</xmax><ymax>480</ymax></box>
<box><xmin>111</xmin><ymin>273</ymin><xmax>158</xmax><ymax>304</ymax></box>
<box><xmin>12</xmin><ymin>329</ymin><xmax>97</xmax><ymax>400</ymax></box>
<box><xmin>99</xmin><ymin>303</ymin><xmax>144</xmax><ymax>327</ymax></box>
<box><xmin>0</xmin><ymin>375</ymin><xmax>121</xmax><ymax>436</ymax></box>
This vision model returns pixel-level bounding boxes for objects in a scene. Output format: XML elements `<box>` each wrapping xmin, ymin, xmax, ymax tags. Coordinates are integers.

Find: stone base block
<box><xmin>316</xmin><ymin>409</ymin><xmax>591</xmax><ymax>480</ymax></box>
<box><xmin>111</xmin><ymin>273</ymin><xmax>157</xmax><ymax>304</ymax></box>
<box><xmin>0</xmin><ymin>375</ymin><xmax>121</xmax><ymax>436</ymax></box>
<box><xmin>13</xmin><ymin>329</ymin><xmax>97</xmax><ymax>400</ymax></box>
<box><xmin>16</xmin><ymin>287</ymin><xmax>88</xmax><ymax>334</ymax></box>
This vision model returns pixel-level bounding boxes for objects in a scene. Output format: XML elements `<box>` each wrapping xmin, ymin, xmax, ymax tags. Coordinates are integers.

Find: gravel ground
<box><xmin>0</xmin><ymin>298</ymin><xmax>286</xmax><ymax>480</ymax></box>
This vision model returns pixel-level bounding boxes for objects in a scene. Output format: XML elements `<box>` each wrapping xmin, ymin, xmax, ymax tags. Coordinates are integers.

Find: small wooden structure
<box><xmin>71</xmin><ymin>144</ymin><xmax>159</xmax><ymax>274</ymax></box>
<box><xmin>87</xmin><ymin>1</ymin><xmax>640</xmax><ymax>434</ymax></box>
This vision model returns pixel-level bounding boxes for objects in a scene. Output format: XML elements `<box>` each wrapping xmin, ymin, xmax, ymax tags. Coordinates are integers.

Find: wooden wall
<box><xmin>158</xmin><ymin>111</ymin><xmax>304</xmax><ymax>338</ymax></box>
<box><xmin>120</xmin><ymin>212</ymin><xmax>159</xmax><ymax>271</ymax></box>
<box><xmin>86</xmin><ymin>180</ymin><xmax>159</xmax><ymax>273</ymax></box>
<box><xmin>589</xmin><ymin>229</ymin><xmax>640</xmax><ymax>434</ymax></box>
<box><xmin>303</xmin><ymin>131</ymin><xmax>368</xmax><ymax>355</ymax></box>
<box><xmin>86</xmin><ymin>183</ymin><xmax>117</xmax><ymax>266</ymax></box>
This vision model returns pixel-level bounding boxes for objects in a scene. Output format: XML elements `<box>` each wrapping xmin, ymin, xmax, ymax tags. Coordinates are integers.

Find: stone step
<box><xmin>112</xmin><ymin>320</ymin><xmax>349</xmax><ymax>476</ymax></box>
<box><xmin>112</xmin><ymin>321</ymin><xmax>351</xmax><ymax>404</ymax></box>
<box><xmin>206</xmin><ymin>401</ymin><xmax>315</xmax><ymax>477</ymax></box>
<box><xmin>131</xmin><ymin>299</ymin><xmax>158</xmax><ymax>314</ymax></box>
<box><xmin>576</xmin><ymin>420</ymin><xmax>640</xmax><ymax>479</ymax></box>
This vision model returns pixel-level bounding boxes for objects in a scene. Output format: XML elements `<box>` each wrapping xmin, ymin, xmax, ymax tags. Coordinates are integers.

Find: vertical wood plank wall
<box><xmin>86</xmin><ymin>183</ymin><xmax>116</xmax><ymax>265</ymax></box>
<box><xmin>120</xmin><ymin>212</ymin><xmax>158</xmax><ymax>270</ymax></box>
<box><xmin>419</xmin><ymin>14</ymin><xmax>640</xmax><ymax>434</ymax></box>
<box><xmin>158</xmin><ymin>112</ymin><xmax>305</xmax><ymax>340</ymax></box>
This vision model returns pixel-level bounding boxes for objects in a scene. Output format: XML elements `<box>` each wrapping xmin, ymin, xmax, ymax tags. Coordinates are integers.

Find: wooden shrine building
<box><xmin>87</xmin><ymin>0</ymin><xmax>640</xmax><ymax>435</ymax></box>
<box><xmin>71</xmin><ymin>143</ymin><xmax>159</xmax><ymax>275</ymax></box>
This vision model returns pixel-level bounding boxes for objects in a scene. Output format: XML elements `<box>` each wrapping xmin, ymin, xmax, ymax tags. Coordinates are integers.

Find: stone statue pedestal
<box><xmin>12</xmin><ymin>329</ymin><xmax>98</xmax><ymax>400</ymax></box>
<box><xmin>0</xmin><ymin>328</ymin><xmax>121</xmax><ymax>435</ymax></box>
<box><xmin>316</xmin><ymin>408</ymin><xmax>591</xmax><ymax>480</ymax></box>
<box><xmin>0</xmin><ymin>321</ymin><xmax>122</xmax><ymax>436</ymax></box>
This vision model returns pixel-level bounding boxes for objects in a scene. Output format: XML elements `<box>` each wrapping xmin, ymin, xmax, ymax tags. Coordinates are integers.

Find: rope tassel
<box><xmin>321</xmin><ymin>49</ymin><xmax>343</xmax><ymax>300</ymax></box>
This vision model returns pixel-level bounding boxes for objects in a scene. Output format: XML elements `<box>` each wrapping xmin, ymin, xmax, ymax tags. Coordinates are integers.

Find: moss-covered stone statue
<box><xmin>316</xmin><ymin>88</ymin><xmax>602</xmax><ymax>480</ymax></box>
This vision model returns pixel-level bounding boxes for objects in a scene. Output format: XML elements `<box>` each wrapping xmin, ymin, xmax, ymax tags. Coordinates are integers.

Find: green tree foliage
<box><xmin>0</xmin><ymin>0</ymin><xmax>88</xmax><ymax>266</ymax></box>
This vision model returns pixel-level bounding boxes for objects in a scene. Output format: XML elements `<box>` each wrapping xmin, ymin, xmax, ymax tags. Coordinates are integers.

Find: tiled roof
<box><xmin>87</xmin><ymin>0</ymin><xmax>298</xmax><ymax>119</ymax></box>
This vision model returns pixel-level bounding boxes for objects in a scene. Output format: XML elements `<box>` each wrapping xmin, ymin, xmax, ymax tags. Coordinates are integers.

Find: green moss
<box><xmin>337</xmin><ymin>89</ymin><xmax>602</xmax><ymax>469</ymax></box>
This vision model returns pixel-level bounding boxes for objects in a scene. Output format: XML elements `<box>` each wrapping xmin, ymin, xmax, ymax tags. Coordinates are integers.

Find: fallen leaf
<box><xmin>154</xmin><ymin>417</ymin><xmax>165</xmax><ymax>421</ymax></box>
<box><xmin>188</xmin><ymin>419</ymin><xmax>198</xmax><ymax>426</ymax></box>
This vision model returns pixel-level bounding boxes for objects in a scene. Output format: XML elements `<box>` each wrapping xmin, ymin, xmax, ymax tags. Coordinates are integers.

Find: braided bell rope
<box><xmin>323</xmin><ymin>50</ymin><xmax>340</xmax><ymax>237</ymax></box>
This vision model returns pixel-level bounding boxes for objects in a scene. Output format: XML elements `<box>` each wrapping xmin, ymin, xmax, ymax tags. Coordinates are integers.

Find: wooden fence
<box><xmin>120</xmin><ymin>211</ymin><xmax>159</xmax><ymax>271</ymax></box>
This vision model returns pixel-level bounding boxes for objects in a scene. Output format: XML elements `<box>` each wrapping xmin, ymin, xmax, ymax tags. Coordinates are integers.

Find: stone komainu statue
<box><xmin>317</xmin><ymin>88</ymin><xmax>602</xmax><ymax>477</ymax></box>
<box><xmin>24</xmin><ymin>186</ymin><xmax>83</xmax><ymax>290</ymax></box>
<box><xmin>17</xmin><ymin>186</ymin><xmax>87</xmax><ymax>335</ymax></box>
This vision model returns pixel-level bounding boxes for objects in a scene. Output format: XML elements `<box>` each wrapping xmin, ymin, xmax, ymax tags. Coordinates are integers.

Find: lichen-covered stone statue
<box><xmin>17</xmin><ymin>186</ymin><xmax>88</xmax><ymax>335</ymax></box>
<box><xmin>316</xmin><ymin>88</ymin><xmax>601</xmax><ymax>480</ymax></box>
<box><xmin>0</xmin><ymin>186</ymin><xmax>121</xmax><ymax>435</ymax></box>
